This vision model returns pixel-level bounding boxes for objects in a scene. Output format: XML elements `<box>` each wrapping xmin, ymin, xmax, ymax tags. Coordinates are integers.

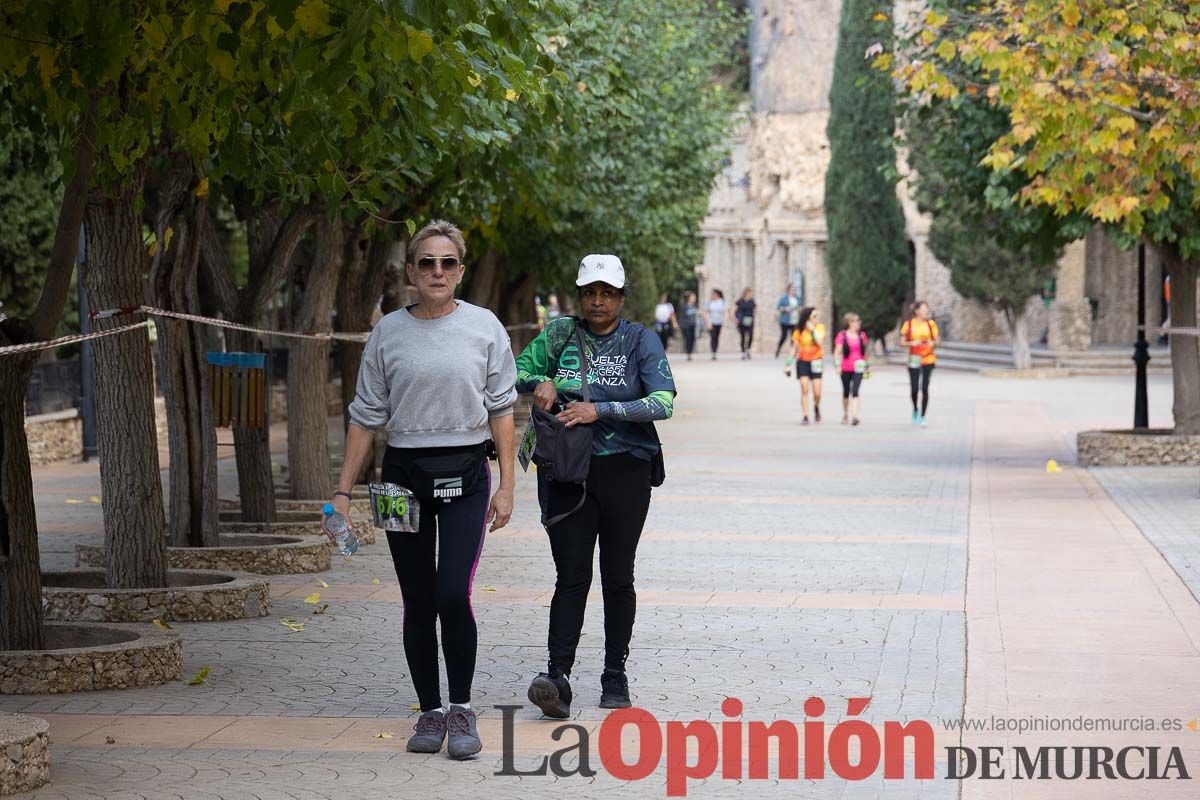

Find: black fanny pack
<box><xmin>382</xmin><ymin>443</ymin><xmax>486</xmax><ymax>501</ymax></box>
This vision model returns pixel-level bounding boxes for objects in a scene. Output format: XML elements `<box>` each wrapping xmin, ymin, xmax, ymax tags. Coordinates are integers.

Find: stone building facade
<box><xmin>698</xmin><ymin>0</ymin><xmax>1164</xmax><ymax>356</ymax></box>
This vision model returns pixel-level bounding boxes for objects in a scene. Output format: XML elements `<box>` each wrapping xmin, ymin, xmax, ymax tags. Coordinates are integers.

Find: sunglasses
<box><xmin>415</xmin><ymin>256</ymin><xmax>462</xmax><ymax>272</ymax></box>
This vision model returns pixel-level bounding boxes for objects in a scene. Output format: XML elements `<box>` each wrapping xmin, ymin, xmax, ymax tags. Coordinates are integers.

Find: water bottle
<box><xmin>322</xmin><ymin>503</ymin><xmax>359</xmax><ymax>555</ymax></box>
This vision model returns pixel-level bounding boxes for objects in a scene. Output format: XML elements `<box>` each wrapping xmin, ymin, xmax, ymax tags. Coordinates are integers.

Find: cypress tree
<box><xmin>824</xmin><ymin>0</ymin><xmax>910</xmax><ymax>337</ymax></box>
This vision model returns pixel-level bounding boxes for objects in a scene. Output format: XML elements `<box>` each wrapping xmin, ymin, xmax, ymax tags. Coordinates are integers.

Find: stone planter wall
<box><xmin>42</xmin><ymin>570</ymin><xmax>270</xmax><ymax>623</ymax></box>
<box><xmin>0</xmin><ymin>714</ymin><xmax>49</xmax><ymax>795</ymax></box>
<box><xmin>220</xmin><ymin>496</ymin><xmax>373</xmax><ymax>516</ymax></box>
<box><xmin>24</xmin><ymin>399</ymin><xmax>169</xmax><ymax>466</ymax></box>
<box><xmin>1078</xmin><ymin>429</ymin><xmax>1200</xmax><ymax>466</ymax></box>
<box><xmin>76</xmin><ymin>534</ymin><xmax>330</xmax><ymax>575</ymax></box>
<box><xmin>219</xmin><ymin>518</ymin><xmax>377</xmax><ymax>546</ymax></box>
<box><xmin>23</xmin><ymin>410</ymin><xmax>82</xmax><ymax>466</ymax></box>
<box><xmin>0</xmin><ymin>624</ymin><xmax>181</xmax><ymax>694</ymax></box>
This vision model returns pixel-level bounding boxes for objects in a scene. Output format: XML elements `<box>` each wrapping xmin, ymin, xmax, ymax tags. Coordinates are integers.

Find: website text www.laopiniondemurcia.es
<box><xmin>493</xmin><ymin>697</ymin><xmax>1192</xmax><ymax>796</ymax></box>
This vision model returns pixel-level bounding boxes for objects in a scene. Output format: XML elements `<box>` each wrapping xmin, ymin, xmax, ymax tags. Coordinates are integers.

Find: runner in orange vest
<box><xmin>899</xmin><ymin>300</ymin><xmax>939</xmax><ymax>427</ymax></box>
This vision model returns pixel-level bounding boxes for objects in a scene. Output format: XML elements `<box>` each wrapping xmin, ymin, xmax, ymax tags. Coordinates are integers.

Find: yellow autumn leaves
<box><xmin>892</xmin><ymin>0</ymin><xmax>1200</xmax><ymax>232</ymax></box>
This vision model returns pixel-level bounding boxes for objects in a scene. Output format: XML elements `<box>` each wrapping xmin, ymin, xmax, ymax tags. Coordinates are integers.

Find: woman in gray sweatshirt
<box><xmin>332</xmin><ymin>220</ymin><xmax>517</xmax><ymax>761</ymax></box>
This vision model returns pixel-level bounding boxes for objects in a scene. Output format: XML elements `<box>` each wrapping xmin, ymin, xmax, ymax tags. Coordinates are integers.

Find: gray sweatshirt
<box><xmin>348</xmin><ymin>302</ymin><xmax>518</xmax><ymax>448</ymax></box>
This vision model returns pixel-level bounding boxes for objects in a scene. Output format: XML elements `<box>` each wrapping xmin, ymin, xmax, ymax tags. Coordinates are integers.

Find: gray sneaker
<box><xmin>405</xmin><ymin>710</ymin><xmax>446</xmax><ymax>754</ymax></box>
<box><xmin>446</xmin><ymin>706</ymin><xmax>482</xmax><ymax>760</ymax></box>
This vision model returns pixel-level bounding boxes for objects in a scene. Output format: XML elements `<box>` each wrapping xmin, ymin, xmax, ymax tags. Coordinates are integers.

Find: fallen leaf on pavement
<box><xmin>374</xmin><ymin>732</ymin><xmax>395</xmax><ymax>739</ymax></box>
<box><xmin>482</xmin><ymin>587</ymin><xmax>496</xmax><ymax>592</ymax></box>
<box><xmin>152</xmin><ymin>618</ymin><xmax>172</xmax><ymax>630</ymax></box>
<box><xmin>303</xmin><ymin>592</ymin><xmax>321</xmax><ymax>604</ymax></box>
<box><xmin>317</xmin><ymin>579</ymin><xmax>330</xmax><ymax>588</ymax></box>
<box><xmin>410</xmin><ymin>704</ymin><xmax>421</xmax><ymax>711</ymax></box>
<box><xmin>105</xmin><ymin>736</ymin><xmax>116</xmax><ymax>744</ymax></box>
<box><xmin>187</xmin><ymin>666</ymin><xmax>211</xmax><ymax>686</ymax></box>
<box><xmin>312</xmin><ymin>604</ymin><xmax>329</xmax><ymax>615</ymax></box>
<box><xmin>372</xmin><ymin>578</ymin><xmax>381</xmax><ymax>585</ymax></box>
<box><xmin>65</xmin><ymin>499</ymin><xmax>83</xmax><ymax>505</ymax></box>
<box><xmin>89</xmin><ymin>496</ymin><xmax>101</xmax><ymax>504</ymax></box>
<box><xmin>280</xmin><ymin>618</ymin><xmax>306</xmax><ymax>632</ymax></box>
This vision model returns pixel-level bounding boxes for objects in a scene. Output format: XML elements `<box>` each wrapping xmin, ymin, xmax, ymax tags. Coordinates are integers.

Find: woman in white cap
<box><xmin>331</xmin><ymin>220</ymin><xmax>517</xmax><ymax>760</ymax></box>
<box><xmin>514</xmin><ymin>254</ymin><xmax>677</xmax><ymax>717</ymax></box>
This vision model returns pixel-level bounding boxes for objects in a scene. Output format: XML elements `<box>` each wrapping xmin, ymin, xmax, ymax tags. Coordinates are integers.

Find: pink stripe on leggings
<box><xmin>466</xmin><ymin>466</ymin><xmax>492</xmax><ymax>620</ymax></box>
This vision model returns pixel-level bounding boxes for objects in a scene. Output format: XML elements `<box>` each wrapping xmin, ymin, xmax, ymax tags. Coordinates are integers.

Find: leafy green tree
<box><xmin>824</xmin><ymin>0</ymin><xmax>910</xmax><ymax>338</ymax></box>
<box><xmin>0</xmin><ymin>120</ymin><xmax>76</xmax><ymax>335</ymax></box>
<box><xmin>901</xmin><ymin>4</ymin><xmax>1088</xmax><ymax>368</ymax></box>
<box><xmin>448</xmin><ymin>0</ymin><xmax>742</xmax><ymax>324</ymax></box>
<box><xmin>890</xmin><ymin>0</ymin><xmax>1200</xmax><ymax>432</ymax></box>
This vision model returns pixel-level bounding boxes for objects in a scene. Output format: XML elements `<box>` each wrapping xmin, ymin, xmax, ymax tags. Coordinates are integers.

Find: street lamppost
<box><xmin>1133</xmin><ymin>243</ymin><xmax>1150</xmax><ymax>429</ymax></box>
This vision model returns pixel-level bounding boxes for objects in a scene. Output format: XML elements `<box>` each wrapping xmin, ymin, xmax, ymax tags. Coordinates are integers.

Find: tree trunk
<box><xmin>83</xmin><ymin>175</ymin><xmax>169</xmax><ymax>589</ymax></box>
<box><xmin>1003</xmin><ymin>305</ymin><xmax>1032</xmax><ymax>370</ymax></box>
<box><xmin>0</xmin><ymin>100</ymin><xmax>97</xmax><ymax>649</ymax></box>
<box><xmin>1158</xmin><ymin>245</ymin><xmax>1200</xmax><ymax>435</ymax></box>
<box><xmin>502</xmin><ymin>270</ymin><xmax>539</xmax><ymax>353</ymax></box>
<box><xmin>150</xmin><ymin>166</ymin><xmax>220</xmax><ymax>548</ymax></box>
<box><xmin>467</xmin><ymin>248</ymin><xmax>503</xmax><ymax>310</ymax></box>
<box><xmin>0</xmin><ymin>355</ymin><xmax>44</xmax><ymax>651</ymax></box>
<box><xmin>287</xmin><ymin>215</ymin><xmax>343</xmax><ymax>499</ymax></box>
<box><xmin>336</xmin><ymin>230</ymin><xmax>394</xmax><ymax>484</ymax></box>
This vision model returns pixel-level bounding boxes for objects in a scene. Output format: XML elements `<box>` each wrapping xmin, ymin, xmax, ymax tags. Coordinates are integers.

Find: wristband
<box><xmin>334</xmin><ymin>491</ymin><xmax>353</xmax><ymax>500</ymax></box>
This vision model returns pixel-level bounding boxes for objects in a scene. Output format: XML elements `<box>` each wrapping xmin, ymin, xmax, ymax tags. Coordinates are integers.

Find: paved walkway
<box><xmin>5</xmin><ymin>359</ymin><xmax>1198</xmax><ymax>798</ymax></box>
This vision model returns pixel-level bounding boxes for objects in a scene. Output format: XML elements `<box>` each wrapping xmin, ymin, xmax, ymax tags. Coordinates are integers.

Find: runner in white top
<box><xmin>703</xmin><ymin>289</ymin><xmax>727</xmax><ymax>360</ymax></box>
<box><xmin>653</xmin><ymin>294</ymin><xmax>677</xmax><ymax>351</ymax></box>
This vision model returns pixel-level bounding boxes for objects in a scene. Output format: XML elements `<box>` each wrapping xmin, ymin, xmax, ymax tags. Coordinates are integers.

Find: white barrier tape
<box><xmin>90</xmin><ymin>305</ymin><xmax>371</xmax><ymax>343</ymax></box>
<box><xmin>0</xmin><ymin>321</ymin><xmax>151</xmax><ymax>357</ymax></box>
<box><xmin>1138</xmin><ymin>325</ymin><xmax>1200</xmax><ymax>337</ymax></box>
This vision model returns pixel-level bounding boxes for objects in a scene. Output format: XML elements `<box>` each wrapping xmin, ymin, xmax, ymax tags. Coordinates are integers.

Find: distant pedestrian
<box><xmin>653</xmin><ymin>294</ymin><xmax>677</xmax><ymax>351</ymax></box>
<box><xmin>900</xmin><ymin>300</ymin><xmax>939</xmax><ymax>427</ymax></box>
<box><xmin>775</xmin><ymin>283</ymin><xmax>801</xmax><ymax>358</ymax></box>
<box><xmin>834</xmin><ymin>313</ymin><xmax>869</xmax><ymax>426</ymax></box>
<box><xmin>679</xmin><ymin>291</ymin><xmax>700</xmax><ymax>361</ymax></box>
<box><xmin>704</xmin><ymin>288</ymin><xmax>726</xmax><ymax>360</ymax></box>
<box><xmin>785</xmin><ymin>306</ymin><xmax>826</xmax><ymax>424</ymax></box>
<box><xmin>735</xmin><ymin>287</ymin><xmax>757</xmax><ymax>360</ymax></box>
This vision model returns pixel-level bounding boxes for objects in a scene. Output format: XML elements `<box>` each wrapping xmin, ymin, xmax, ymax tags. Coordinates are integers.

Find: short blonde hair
<box><xmin>407</xmin><ymin>219</ymin><xmax>467</xmax><ymax>263</ymax></box>
<box><xmin>843</xmin><ymin>312</ymin><xmax>861</xmax><ymax>328</ymax></box>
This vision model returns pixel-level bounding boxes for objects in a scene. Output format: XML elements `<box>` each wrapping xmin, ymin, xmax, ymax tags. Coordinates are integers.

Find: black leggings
<box><xmin>776</xmin><ymin>324</ymin><xmax>794</xmax><ymax>357</ymax></box>
<box><xmin>841</xmin><ymin>371</ymin><xmax>863</xmax><ymax>398</ymax></box>
<box><xmin>909</xmin><ymin>364</ymin><xmax>935</xmax><ymax>415</ymax></box>
<box><xmin>709</xmin><ymin>324</ymin><xmax>723</xmax><ymax>354</ymax></box>
<box><xmin>383</xmin><ymin>458</ymin><xmax>490</xmax><ymax>712</ymax></box>
<box><xmin>656</xmin><ymin>327</ymin><xmax>671</xmax><ymax>351</ymax></box>
<box><xmin>541</xmin><ymin>453</ymin><xmax>652</xmax><ymax>674</ymax></box>
<box><xmin>682</xmin><ymin>326</ymin><xmax>697</xmax><ymax>355</ymax></box>
<box><xmin>738</xmin><ymin>324</ymin><xmax>754</xmax><ymax>353</ymax></box>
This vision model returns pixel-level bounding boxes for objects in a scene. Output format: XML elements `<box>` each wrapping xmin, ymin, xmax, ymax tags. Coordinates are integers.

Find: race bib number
<box><xmin>741</xmin><ymin>316</ymin><xmax>754</xmax><ymax>327</ymax></box>
<box><xmin>908</xmin><ymin>354</ymin><xmax>922</xmax><ymax>368</ymax></box>
<box><xmin>368</xmin><ymin>482</ymin><xmax>420</xmax><ymax>532</ymax></box>
<box><xmin>853</xmin><ymin>359</ymin><xmax>867</xmax><ymax>374</ymax></box>
<box><xmin>518</xmin><ymin>411</ymin><xmax>536</xmax><ymax>473</ymax></box>
<box><xmin>810</xmin><ymin>358</ymin><xmax>823</xmax><ymax>374</ymax></box>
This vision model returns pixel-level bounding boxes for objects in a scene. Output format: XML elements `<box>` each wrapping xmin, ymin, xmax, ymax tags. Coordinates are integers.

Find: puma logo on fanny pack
<box><xmin>433</xmin><ymin>477</ymin><xmax>464</xmax><ymax>498</ymax></box>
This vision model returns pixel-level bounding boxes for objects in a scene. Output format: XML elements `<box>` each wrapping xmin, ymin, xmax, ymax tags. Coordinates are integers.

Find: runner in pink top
<box><xmin>835</xmin><ymin>313</ymin><xmax>869</xmax><ymax>425</ymax></box>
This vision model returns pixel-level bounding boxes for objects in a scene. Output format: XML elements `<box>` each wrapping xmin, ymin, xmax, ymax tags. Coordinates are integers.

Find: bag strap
<box><xmin>541</xmin><ymin>322</ymin><xmax>592</xmax><ymax>530</ymax></box>
<box><xmin>573</xmin><ymin>322</ymin><xmax>591</xmax><ymax>404</ymax></box>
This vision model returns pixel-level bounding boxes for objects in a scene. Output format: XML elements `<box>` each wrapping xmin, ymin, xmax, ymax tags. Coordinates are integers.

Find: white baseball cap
<box><xmin>576</xmin><ymin>254</ymin><xmax>626</xmax><ymax>289</ymax></box>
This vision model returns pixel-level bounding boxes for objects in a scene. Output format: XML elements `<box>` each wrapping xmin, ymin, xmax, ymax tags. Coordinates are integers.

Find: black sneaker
<box><xmin>527</xmin><ymin>672</ymin><xmax>572</xmax><ymax>719</ymax></box>
<box><xmin>599</xmin><ymin>669</ymin><xmax>631</xmax><ymax>709</ymax></box>
<box><xmin>446</xmin><ymin>705</ymin><xmax>482</xmax><ymax>760</ymax></box>
<box><xmin>405</xmin><ymin>709</ymin><xmax>447</xmax><ymax>754</ymax></box>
